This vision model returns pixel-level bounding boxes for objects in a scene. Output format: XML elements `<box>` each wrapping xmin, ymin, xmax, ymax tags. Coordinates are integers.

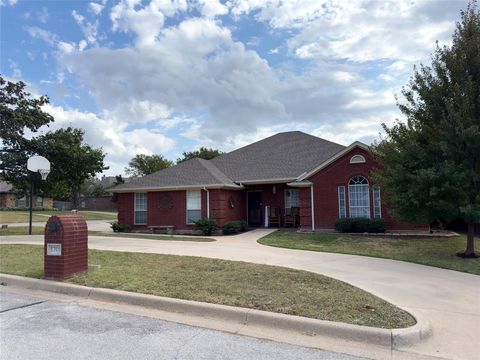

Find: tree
<box><xmin>373</xmin><ymin>2</ymin><xmax>480</xmax><ymax>258</ymax></box>
<box><xmin>125</xmin><ymin>154</ymin><xmax>173</xmax><ymax>176</ymax></box>
<box><xmin>0</xmin><ymin>76</ymin><xmax>54</xmax><ymax>150</ymax></box>
<box><xmin>176</xmin><ymin>147</ymin><xmax>224</xmax><ymax>163</ymax></box>
<box><xmin>19</xmin><ymin>128</ymin><xmax>107</xmax><ymax>207</ymax></box>
<box><xmin>0</xmin><ymin>76</ymin><xmax>54</xmax><ymax>189</ymax></box>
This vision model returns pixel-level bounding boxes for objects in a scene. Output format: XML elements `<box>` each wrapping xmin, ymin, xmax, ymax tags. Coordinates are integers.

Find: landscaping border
<box><xmin>0</xmin><ymin>273</ymin><xmax>431</xmax><ymax>349</ymax></box>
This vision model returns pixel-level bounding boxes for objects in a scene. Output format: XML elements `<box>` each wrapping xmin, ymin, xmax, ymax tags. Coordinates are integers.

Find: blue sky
<box><xmin>0</xmin><ymin>0</ymin><xmax>468</xmax><ymax>175</ymax></box>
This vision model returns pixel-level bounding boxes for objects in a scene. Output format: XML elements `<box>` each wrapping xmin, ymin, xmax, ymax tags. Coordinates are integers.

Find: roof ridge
<box><xmin>197</xmin><ymin>158</ymin><xmax>235</xmax><ymax>185</ymax></box>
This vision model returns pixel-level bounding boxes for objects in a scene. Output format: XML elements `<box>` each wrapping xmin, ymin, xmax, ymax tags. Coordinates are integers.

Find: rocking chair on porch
<box><xmin>268</xmin><ymin>207</ymin><xmax>281</xmax><ymax>227</ymax></box>
<box><xmin>284</xmin><ymin>207</ymin><xmax>300</xmax><ymax>228</ymax></box>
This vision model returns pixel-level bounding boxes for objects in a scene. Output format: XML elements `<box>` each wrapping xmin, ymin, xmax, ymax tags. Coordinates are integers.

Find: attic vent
<box><xmin>350</xmin><ymin>155</ymin><xmax>366</xmax><ymax>164</ymax></box>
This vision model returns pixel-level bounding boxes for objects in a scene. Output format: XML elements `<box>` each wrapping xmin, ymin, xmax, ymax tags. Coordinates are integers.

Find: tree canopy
<box><xmin>0</xmin><ymin>76</ymin><xmax>53</xmax><ymax>150</ymax></box>
<box><xmin>1</xmin><ymin>127</ymin><xmax>107</xmax><ymax>207</ymax></box>
<box><xmin>125</xmin><ymin>154</ymin><xmax>173</xmax><ymax>176</ymax></box>
<box><xmin>373</xmin><ymin>2</ymin><xmax>480</xmax><ymax>257</ymax></box>
<box><xmin>176</xmin><ymin>147</ymin><xmax>224</xmax><ymax>163</ymax></box>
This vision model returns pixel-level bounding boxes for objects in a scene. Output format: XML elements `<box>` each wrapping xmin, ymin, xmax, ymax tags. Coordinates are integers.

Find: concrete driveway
<box><xmin>1</xmin><ymin>230</ymin><xmax>479</xmax><ymax>360</ymax></box>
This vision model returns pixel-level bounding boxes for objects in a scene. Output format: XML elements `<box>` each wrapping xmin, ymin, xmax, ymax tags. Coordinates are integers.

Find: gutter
<box><xmin>112</xmin><ymin>184</ymin><xmax>244</xmax><ymax>193</ymax></box>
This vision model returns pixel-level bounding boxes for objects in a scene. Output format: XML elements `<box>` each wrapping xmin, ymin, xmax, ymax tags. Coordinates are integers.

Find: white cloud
<box><xmin>232</xmin><ymin>0</ymin><xmax>466</xmax><ymax>64</ymax></box>
<box><xmin>0</xmin><ymin>0</ymin><xmax>17</xmax><ymax>6</ymax></box>
<box><xmin>8</xmin><ymin>60</ymin><xmax>22</xmax><ymax>78</ymax></box>
<box><xmin>72</xmin><ymin>10</ymin><xmax>99</xmax><ymax>45</ymax></box>
<box><xmin>41</xmin><ymin>104</ymin><xmax>176</xmax><ymax>175</ymax></box>
<box><xmin>110</xmin><ymin>0</ymin><xmax>166</xmax><ymax>47</ymax></box>
<box><xmin>89</xmin><ymin>2</ymin><xmax>104</xmax><ymax>15</ymax></box>
<box><xmin>195</xmin><ymin>0</ymin><xmax>229</xmax><ymax>18</ymax></box>
<box><xmin>25</xmin><ymin>26</ymin><xmax>57</xmax><ymax>46</ymax></box>
<box><xmin>38</xmin><ymin>7</ymin><xmax>49</xmax><ymax>23</ymax></box>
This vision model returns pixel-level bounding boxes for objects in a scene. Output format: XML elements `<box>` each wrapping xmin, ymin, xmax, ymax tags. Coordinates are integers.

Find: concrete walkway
<box><xmin>1</xmin><ymin>230</ymin><xmax>479</xmax><ymax>360</ymax></box>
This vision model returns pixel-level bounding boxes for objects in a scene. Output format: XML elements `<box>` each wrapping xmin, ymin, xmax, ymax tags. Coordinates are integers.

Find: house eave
<box><xmin>112</xmin><ymin>184</ymin><xmax>244</xmax><ymax>193</ymax></box>
<box><xmin>297</xmin><ymin>141</ymin><xmax>370</xmax><ymax>181</ymax></box>
<box><xmin>286</xmin><ymin>181</ymin><xmax>313</xmax><ymax>188</ymax></box>
<box><xmin>236</xmin><ymin>178</ymin><xmax>297</xmax><ymax>185</ymax></box>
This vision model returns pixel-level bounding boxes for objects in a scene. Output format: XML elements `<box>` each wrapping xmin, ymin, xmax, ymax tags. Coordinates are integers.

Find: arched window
<box><xmin>350</xmin><ymin>155</ymin><xmax>366</xmax><ymax>164</ymax></box>
<box><xmin>348</xmin><ymin>176</ymin><xmax>370</xmax><ymax>218</ymax></box>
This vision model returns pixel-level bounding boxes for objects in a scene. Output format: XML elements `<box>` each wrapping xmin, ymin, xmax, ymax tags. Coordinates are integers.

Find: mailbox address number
<box><xmin>47</xmin><ymin>243</ymin><xmax>62</xmax><ymax>256</ymax></box>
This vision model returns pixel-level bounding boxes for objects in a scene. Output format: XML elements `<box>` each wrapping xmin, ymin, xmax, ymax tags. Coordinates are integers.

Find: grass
<box><xmin>0</xmin><ymin>244</ymin><xmax>415</xmax><ymax>329</ymax></box>
<box><xmin>88</xmin><ymin>231</ymin><xmax>215</xmax><ymax>242</ymax></box>
<box><xmin>259</xmin><ymin>231</ymin><xmax>480</xmax><ymax>275</ymax></box>
<box><xmin>0</xmin><ymin>226</ymin><xmax>44</xmax><ymax>235</ymax></box>
<box><xmin>0</xmin><ymin>210</ymin><xmax>117</xmax><ymax>223</ymax></box>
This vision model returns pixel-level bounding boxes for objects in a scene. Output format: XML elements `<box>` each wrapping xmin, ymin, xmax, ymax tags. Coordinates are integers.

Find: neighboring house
<box><xmin>112</xmin><ymin>131</ymin><xmax>427</xmax><ymax>232</ymax></box>
<box><xmin>79</xmin><ymin>176</ymin><xmax>120</xmax><ymax>211</ymax></box>
<box><xmin>0</xmin><ymin>181</ymin><xmax>53</xmax><ymax>209</ymax></box>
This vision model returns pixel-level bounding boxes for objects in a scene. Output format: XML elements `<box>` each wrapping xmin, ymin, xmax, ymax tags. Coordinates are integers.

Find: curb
<box><xmin>0</xmin><ymin>273</ymin><xmax>431</xmax><ymax>349</ymax></box>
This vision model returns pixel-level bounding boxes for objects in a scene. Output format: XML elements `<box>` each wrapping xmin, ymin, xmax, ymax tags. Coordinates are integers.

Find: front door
<box><xmin>248</xmin><ymin>191</ymin><xmax>262</xmax><ymax>227</ymax></box>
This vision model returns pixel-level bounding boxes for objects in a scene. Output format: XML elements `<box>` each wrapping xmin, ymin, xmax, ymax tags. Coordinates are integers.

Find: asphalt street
<box><xmin>0</xmin><ymin>289</ymin><xmax>364</xmax><ymax>360</ymax></box>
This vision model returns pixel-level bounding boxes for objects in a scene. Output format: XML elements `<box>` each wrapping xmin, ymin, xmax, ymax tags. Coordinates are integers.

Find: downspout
<box><xmin>310</xmin><ymin>184</ymin><xmax>315</xmax><ymax>232</ymax></box>
<box><xmin>203</xmin><ymin>187</ymin><xmax>210</xmax><ymax>219</ymax></box>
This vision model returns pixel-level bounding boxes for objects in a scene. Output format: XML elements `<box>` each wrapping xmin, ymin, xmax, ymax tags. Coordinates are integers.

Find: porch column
<box><xmin>310</xmin><ymin>184</ymin><xmax>315</xmax><ymax>231</ymax></box>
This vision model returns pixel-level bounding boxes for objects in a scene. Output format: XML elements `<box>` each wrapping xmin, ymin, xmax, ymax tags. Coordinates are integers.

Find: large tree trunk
<box><xmin>458</xmin><ymin>222</ymin><xmax>478</xmax><ymax>258</ymax></box>
<box><xmin>71</xmin><ymin>191</ymin><xmax>80</xmax><ymax>210</ymax></box>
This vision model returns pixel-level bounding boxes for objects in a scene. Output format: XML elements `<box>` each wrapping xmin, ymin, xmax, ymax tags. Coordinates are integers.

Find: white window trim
<box><xmin>373</xmin><ymin>185</ymin><xmax>382</xmax><ymax>219</ymax></box>
<box><xmin>186</xmin><ymin>190</ymin><xmax>202</xmax><ymax>225</ymax></box>
<box><xmin>284</xmin><ymin>189</ymin><xmax>299</xmax><ymax>215</ymax></box>
<box><xmin>350</xmin><ymin>155</ymin><xmax>366</xmax><ymax>164</ymax></box>
<box><xmin>134</xmin><ymin>192</ymin><xmax>148</xmax><ymax>225</ymax></box>
<box><xmin>338</xmin><ymin>186</ymin><xmax>346</xmax><ymax>218</ymax></box>
<box><xmin>348</xmin><ymin>177</ymin><xmax>371</xmax><ymax>219</ymax></box>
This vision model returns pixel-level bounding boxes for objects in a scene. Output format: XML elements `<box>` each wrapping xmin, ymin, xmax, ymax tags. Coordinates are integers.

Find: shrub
<box><xmin>223</xmin><ymin>220</ymin><xmax>248</xmax><ymax>235</ymax></box>
<box><xmin>335</xmin><ymin>218</ymin><xmax>385</xmax><ymax>233</ymax></box>
<box><xmin>194</xmin><ymin>218</ymin><xmax>218</xmax><ymax>236</ymax></box>
<box><xmin>111</xmin><ymin>221</ymin><xmax>131</xmax><ymax>233</ymax></box>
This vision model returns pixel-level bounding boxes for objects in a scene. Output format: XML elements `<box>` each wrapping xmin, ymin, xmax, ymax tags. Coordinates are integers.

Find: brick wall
<box><xmin>209</xmin><ymin>189</ymin><xmax>246</xmax><ymax>227</ymax></box>
<box><xmin>307</xmin><ymin>147</ymin><xmax>428</xmax><ymax>231</ymax></box>
<box><xmin>44</xmin><ymin>215</ymin><xmax>88</xmax><ymax>280</ymax></box>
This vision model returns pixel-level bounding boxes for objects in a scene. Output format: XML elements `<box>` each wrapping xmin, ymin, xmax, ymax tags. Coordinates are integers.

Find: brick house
<box><xmin>112</xmin><ymin>131</ymin><xmax>427</xmax><ymax>232</ymax></box>
<box><xmin>0</xmin><ymin>181</ymin><xmax>53</xmax><ymax>209</ymax></box>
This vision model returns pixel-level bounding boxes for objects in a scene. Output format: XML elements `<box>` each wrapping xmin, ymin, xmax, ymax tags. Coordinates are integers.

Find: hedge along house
<box><xmin>112</xmin><ymin>131</ymin><xmax>427</xmax><ymax>233</ymax></box>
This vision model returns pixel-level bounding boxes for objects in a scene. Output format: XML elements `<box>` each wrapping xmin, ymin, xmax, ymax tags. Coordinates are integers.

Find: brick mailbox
<box><xmin>44</xmin><ymin>215</ymin><xmax>88</xmax><ymax>280</ymax></box>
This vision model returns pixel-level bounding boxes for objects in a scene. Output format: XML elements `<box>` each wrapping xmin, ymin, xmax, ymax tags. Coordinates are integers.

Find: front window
<box><xmin>134</xmin><ymin>193</ymin><xmax>148</xmax><ymax>224</ymax></box>
<box><xmin>338</xmin><ymin>186</ymin><xmax>346</xmax><ymax>218</ymax></box>
<box><xmin>186</xmin><ymin>190</ymin><xmax>201</xmax><ymax>224</ymax></box>
<box><xmin>17</xmin><ymin>196</ymin><xmax>26</xmax><ymax>208</ymax></box>
<box><xmin>373</xmin><ymin>185</ymin><xmax>381</xmax><ymax>218</ymax></box>
<box><xmin>284</xmin><ymin>189</ymin><xmax>299</xmax><ymax>215</ymax></box>
<box><xmin>36</xmin><ymin>196</ymin><xmax>43</xmax><ymax>207</ymax></box>
<box><xmin>348</xmin><ymin>176</ymin><xmax>370</xmax><ymax>218</ymax></box>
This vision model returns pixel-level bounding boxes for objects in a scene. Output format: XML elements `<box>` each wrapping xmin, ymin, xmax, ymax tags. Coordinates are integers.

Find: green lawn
<box><xmin>0</xmin><ymin>226</ymin><xmax>44</xmax><ymax>235</ymax></box>
<box><xmin>0</xmin><ymin>210</ymin><xmax>117</xmax><ymax>223</ymax></box>
<box><xmin>88</xmin><ymin>231</ymin><xmax>215</xmax><ymax>242</ymax></box>
<box><xmin>259</xmin><ymin>231</ymin><xmax>480</xmax><ymax>275</ymax></box>
<box><xmin>0</xmin><ymin>244</ymin><xmax>415</xmax><ymax>329</ymax></box>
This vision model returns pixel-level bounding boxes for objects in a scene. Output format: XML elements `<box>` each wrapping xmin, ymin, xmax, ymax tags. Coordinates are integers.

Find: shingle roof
<box><xmin>112</xmin><ymin>157</ymin><xmax>240</xmax><ymax>191</ymax></box>
<box><xmin>211</xmin><ymin>131</ymin><xmax>345</xmax><ymax>182</ymax></box>
<box><xmin>112</xmin><ymin>131</ymin><xmax>346</xmax><ymax>192</ymax></box>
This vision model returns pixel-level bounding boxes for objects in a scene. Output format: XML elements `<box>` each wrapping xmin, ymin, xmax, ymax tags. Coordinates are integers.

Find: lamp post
<box><xmin>27</xmin><ymin>155</ymin><xmax>50</xmax><ymax>235</ymax></box>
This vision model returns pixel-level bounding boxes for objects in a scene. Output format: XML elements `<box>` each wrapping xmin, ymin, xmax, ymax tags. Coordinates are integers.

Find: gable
<box><xmin>298</xmin><ymin>142</ymin><xmax>371</xmax><ymax>181</ymax></box>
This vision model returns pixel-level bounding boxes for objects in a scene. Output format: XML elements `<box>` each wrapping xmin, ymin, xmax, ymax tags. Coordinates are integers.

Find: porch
<box><xmin>244</xmin><ymin>183</ymin><xmax>312</xmax><ymax>230</ymax></box>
